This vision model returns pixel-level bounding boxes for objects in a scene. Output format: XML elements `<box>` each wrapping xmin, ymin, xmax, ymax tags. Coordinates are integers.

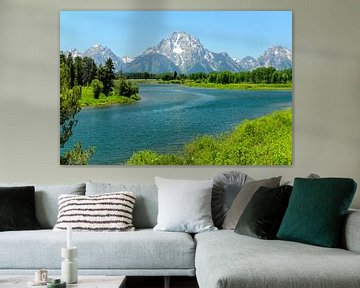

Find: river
<box><xmin>61</xmin><ymin>84</ymin><xmax>292</xmax><ymax>164</ymax></box>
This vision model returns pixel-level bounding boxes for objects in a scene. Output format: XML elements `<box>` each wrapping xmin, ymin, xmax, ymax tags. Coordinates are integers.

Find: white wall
<box><xmin>0</xmin><ymin>0</ymin><xmax>359</xmax><ymax>208</ymax></box>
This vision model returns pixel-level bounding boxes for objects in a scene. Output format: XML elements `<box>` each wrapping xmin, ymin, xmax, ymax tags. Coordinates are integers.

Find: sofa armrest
<box><xmin>342</xmin><ymin>209</ymin><xmax>360</xmax><ymax>253</ymax></box>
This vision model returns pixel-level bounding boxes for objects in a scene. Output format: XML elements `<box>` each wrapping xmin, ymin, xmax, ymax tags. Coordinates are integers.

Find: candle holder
<box><xmin>61</xmin><ymin>247</ymin><xmax>78</xmax><ymax>284</ymax></box>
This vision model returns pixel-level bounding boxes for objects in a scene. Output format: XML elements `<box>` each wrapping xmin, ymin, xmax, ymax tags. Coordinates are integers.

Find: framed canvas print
<box><xmin>60</xmin><ymin>11</ymin><xmax>292</xmax><ymax>165</ymax></box>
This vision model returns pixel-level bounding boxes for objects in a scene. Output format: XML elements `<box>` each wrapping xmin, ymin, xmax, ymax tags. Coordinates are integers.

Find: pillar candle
<box><xmin>67</xmin><ymin>225</ymin><xmax>72</xmax><ymax>249</ymax></box>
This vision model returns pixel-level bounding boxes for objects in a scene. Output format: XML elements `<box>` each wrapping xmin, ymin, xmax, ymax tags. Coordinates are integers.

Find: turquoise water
<box><xmin>62</xmin><ymin>84</ymin><xmax>292</xmax><ymax>164</ymax></box>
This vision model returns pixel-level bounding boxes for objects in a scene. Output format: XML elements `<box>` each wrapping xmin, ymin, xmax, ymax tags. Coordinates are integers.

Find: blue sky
<box><xmin>60</xmin><ymin>11</ymin><xmax>292</xmax><ymax>59</ymax></box>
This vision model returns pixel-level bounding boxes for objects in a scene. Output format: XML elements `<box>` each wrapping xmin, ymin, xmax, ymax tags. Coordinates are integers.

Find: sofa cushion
<box><xmin>212</xmin><ymin>171</ymin><xmax>250</xmax><ymax>228</ymax></box>
<box><xmin>0</xmin><ymin>183</ymin><xmax>86</xmax><ymax>229</ymax></box>
<box><xmin>0</xmin><ymin>186</ymin><xmax>40</xmax><ymax>231</ymax></box>
<box><xmin>0</xmin><ymin>229</ymin><xmax>195</xmax><ymax>272</ymax></box>
<box><xmin>222</xmin><ymin>177</ymin><xmax>281</xmax><ymax>229</ymax></box>
<box><xmin>234</xmin><ymin>185</ymin><xmax>292</xmax><ymax>239</ymax></box>
<box><xmin>86</xmin><ymin>181</ymin><xmax>158</xmax><ymax>229</ymax></box>
<box><xmin>195</xmin><ymin>230</ymin><xmax>360</xmax><ymax>288</ymax></box>
<box><xmin>277</xmin><ymin>178</ymin><xmax>357</xmax><ymax>247</ymax></box>
<box><xmin>53</xmin><ymin>192</ymin><xmax>136</xmax><ymax>232</ymax></box>
<box><xmin>153</xmin><ymin>177</ymin><xmax>216</xmax><ymax>233</ymax></box>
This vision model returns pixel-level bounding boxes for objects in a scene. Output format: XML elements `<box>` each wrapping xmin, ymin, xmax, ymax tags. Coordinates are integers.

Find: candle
<box><xmin>67</xmin><ymin>225</ymin><xmax>72</xmax><ymax>249</ymax></box>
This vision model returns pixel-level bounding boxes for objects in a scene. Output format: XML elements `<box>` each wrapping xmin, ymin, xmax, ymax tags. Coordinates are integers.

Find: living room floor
<box><xmin>127</xmin><ymin>276</ymin><xmax>199</xmax><ymax>288</ymax></box>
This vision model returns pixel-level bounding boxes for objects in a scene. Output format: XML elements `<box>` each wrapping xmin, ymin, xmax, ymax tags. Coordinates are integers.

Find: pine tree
<box><xmin>100</xmin><ymin>58</ymin><xmax>115</xmax><ymax>96</ymax></box>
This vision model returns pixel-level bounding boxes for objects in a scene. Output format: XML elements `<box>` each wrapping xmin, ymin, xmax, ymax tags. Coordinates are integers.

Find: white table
<box><xmin>0</xmin><ymin>275</ymin><xmax>126</xmax><ymax>288</ymax></box>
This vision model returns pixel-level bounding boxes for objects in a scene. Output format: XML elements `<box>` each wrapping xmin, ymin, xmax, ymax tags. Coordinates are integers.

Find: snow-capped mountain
<box><xmin>82</xmin><ymin>44</ymin><xmax>125</xmax><ymax>71</ymax></box>
<box><xmin>66</xmin><ymin>48</ymin><xmax>83</xmax><ymax>58</ymax></box>
<box><xmin>63</xmin><ymin>32</ymin><xmax>292</xmax><ymax>74</ymax></box>
<box><xmin>235</xmin><ymin>56</ymin><xmax>257</xmax><ymax>71</ymax></box>
<box><xmin>121</xmin><ymin>56</ymin><xmax>135</xmax><ymax>64</ymax></box>
<box><xmin>256</xmin><ymin>46</ymin><xmax>292</xmax><ymax>70</ymax></box>
<box><xmin>144</xmin><ymin>32</ymin><xmax>239</xmax><ymax>74</ymax></box>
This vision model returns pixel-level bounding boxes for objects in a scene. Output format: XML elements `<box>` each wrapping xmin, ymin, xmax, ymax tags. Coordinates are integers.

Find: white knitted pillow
<box><xmin>53</xmin><ymin>192</ymin><xmax>135</xmax><ymax>231</ymax></box>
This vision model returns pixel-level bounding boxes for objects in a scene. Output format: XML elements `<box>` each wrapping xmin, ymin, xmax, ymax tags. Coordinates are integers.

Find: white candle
<box><xmin>67</xmin><ymin>225</ymin><xmax>72</xmax><ymax>249</ymax></box>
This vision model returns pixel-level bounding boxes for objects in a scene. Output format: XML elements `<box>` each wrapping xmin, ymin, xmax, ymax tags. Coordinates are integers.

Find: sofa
<box><xmin>0</xmin><ymin>178</ymin><xmax>360</xmax><ymax>288</ymax></box>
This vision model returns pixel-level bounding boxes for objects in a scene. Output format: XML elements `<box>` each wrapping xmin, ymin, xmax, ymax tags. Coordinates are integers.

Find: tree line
<box><xmin>124</xmin><ymin>67</ymin><xmax>291</xmax><ymax>84</ymax></box>
<box><xmin>60</xmin><ymin>52</ymin><xmax>139</xmax><ymax>99</ymax></box>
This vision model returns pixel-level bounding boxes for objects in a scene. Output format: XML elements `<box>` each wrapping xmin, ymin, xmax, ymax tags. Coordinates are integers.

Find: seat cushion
<box><xmin>0</xmin><ymin>229</ymin><xmax>195</xmax><ymax>271</ymax></box>
<box><xmin>195</xmin><ymin>230</ymin><xmax>360</xmax><ymax>288</ymax></box>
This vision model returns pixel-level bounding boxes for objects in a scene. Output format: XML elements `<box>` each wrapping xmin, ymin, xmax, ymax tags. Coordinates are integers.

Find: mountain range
<box><xmin>65</xmin><ymin>32</ymin><xmax>292</xmax><ymax>74</ymax></box>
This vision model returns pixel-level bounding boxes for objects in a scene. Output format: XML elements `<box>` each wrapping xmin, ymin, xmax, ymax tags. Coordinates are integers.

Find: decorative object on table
<box><xmin>27</xmin><ymin>269</ymin><xmax>51</xmax><ymax>287</ymax></box>
<box><xmin>35</xmin><ymin>269</ymin><xmax>48</xmax><ymax>283</ymax></box>
<box><xmin>47</xmin><ymin>279</ymin><xmax>66</xmax><ymax>288</ymax></box>
<box><xmin>61</xmin><ymin>225</ymin><xmax>78</xmax><ymax>284</ymax></box>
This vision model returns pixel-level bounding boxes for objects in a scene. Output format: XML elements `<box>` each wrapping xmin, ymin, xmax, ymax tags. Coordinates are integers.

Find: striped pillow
<box><xmin>53</xmin><ymin>192</ymin><xmax>136</xmax><ymax>232</ymax></box>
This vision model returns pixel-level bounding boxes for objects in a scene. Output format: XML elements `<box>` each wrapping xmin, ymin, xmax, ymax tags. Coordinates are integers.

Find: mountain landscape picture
<box><xmin>60</xmin><ymin>11</ymin><xmax>292</xmax><ymax>165</ymax></box>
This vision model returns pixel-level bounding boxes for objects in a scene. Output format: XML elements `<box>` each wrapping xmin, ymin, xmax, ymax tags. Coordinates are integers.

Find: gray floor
<box><xmin>126</xmin><ymin>276</ymin><xmax>199</xmax><ymax>288</ymax></box>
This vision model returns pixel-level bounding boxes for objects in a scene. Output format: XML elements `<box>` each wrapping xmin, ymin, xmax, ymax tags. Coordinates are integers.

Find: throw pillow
<box><xmin>86</xmin><ymin>181</ymin><xmax>158</xmax><ymax>229</ymax></box>
<box><xmin>0</xmin><ymin>186</ymin><xmax>41</xmax><ymax>231</ymax></box>
<box><xmin>234</xmin><ymin>185</ymin><xmax>293</xmax><ymax>239</ymax></box>
<box><xmin>53</xmin><ymin>192</ymin><xmax>136</xmax><ymax>231</ymax></box>
<box><xmin>277</xmin><ymin>178</ymin><xmax>357</xmax><ymax>248</ymax></box>
<box><xmin>222</xmin><ymin>176</ymin><xmax>281</xmax><ymax>230</ymax></box>
<box><xmin>212</xmin><ymin>171</ymin><xmax>251</xmax><ymax>228</ymax></box>
<box><xmin>0</xmin><ymin>182</ymin><xmax>86</xmax><ymax>228</ymax></box>
<box><xmin>153</xmin><ymin>177</ymin><xmax>217</xmax><ymax>233</ymax></box>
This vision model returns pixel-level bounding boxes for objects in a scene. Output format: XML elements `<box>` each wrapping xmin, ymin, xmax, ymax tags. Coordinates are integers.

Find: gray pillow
<box><xmin>222</xmin><ymin>177</ymin><xmax>281</xmax><ymax>230</ymax></box>
<box><xmin>0</xmin><ymin>183</ymin><xmax>85</xmax><ymax>228</ymax></box>
<box><xmin>86</xmin><ymin>181</ymin><xmax>158</xmax><ymax>229</ymax></box>
<box><xmin>153</xmin><ymin>177</ymin><xmax>217</xmax><ymax>233</ymax></box>
<box><xmin>283</xmin><ymin>173</ymin><xmax>320</xmax><ymax>186</ymax></box>
<box><xmin>212</xmin><ymin>171</ymin><xmax>251</xmax><ymax>228</ymax></box>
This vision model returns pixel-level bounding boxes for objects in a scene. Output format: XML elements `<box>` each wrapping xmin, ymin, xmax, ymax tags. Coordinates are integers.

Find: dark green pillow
<box><xmin>234</xmin><ymin>185</ymin><xmax>292</xmax><ymax>239</ymax></box>
<box><xmin>277</xmin><ymin>178</ymin><xmax>357</xmax><ymax>247</ymax></box>
<box><xmin>0</xmin><ymin>186</ymin><xmax>41</xmax><ymax>231</ymax></box>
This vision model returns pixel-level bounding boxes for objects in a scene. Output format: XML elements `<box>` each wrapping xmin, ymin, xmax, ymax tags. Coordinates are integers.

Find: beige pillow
<box><xmin>222</xmin><ymin>177</ymin><xmax>281</xmax><ymax>230</ymax></box>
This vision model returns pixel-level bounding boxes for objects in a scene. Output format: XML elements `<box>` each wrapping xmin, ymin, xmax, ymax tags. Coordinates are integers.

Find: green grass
<box><xmin>80</xmin><ymin>86</ymin><xmax>140</xmax><ymax>107</ymax></box>
<box><xmin>183</xmin><ymin>81</ymin><xmax>292</xmax><ymax>90</ymax></box>
<box><xmin>126</xmin><ymin>109</ymin><xmax>292</xmax><ymax>165</ymax></box>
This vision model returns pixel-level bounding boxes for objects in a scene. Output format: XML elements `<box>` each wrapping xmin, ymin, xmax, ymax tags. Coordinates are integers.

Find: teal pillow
<box><xmin>277</xmin><ymin>178</ymin><xmax>357</xmax><ymax>247</ymax></box>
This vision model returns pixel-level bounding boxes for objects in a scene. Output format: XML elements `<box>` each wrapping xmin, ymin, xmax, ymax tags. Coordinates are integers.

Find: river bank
<box><xmin>79</xmin><ymin>80</ymin><xmax>291</xmax><ymax>108</ymax></box>
<box><xmin>79</xmin><ymin>86</ymin><xmax>140</xmax><ymax>108</ymax></box>
<box><xmin>126</xmin><ymin>108</ymin><xmax>292</xmax><ymax>165</ymax></box>
<box><xmin>132</xmin><ymin>79</ymin><xmax>292</xmax><ymax>90</ymax></box>
<box><xmin>183</xmin><ymin>81</ymin><xmax>292</xmax><ymax>90</ymax></box>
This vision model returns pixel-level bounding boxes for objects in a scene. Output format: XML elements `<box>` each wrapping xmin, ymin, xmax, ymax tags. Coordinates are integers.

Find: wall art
<box><xmin>60</xmin><ymin>11</ymin><xmax>292</xmax><ymax>165</ymax></box>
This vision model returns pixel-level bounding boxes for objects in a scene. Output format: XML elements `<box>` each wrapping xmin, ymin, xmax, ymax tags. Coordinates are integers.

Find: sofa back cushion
<box><xmin>0</xmin><ymin>183</ymin><xmax>86</xmax><ymax>229</ymax></box>
<box><xmin>86</xmin><ymin>181</ymin><xmax>158</xmax><ymax>229</ymax></box>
